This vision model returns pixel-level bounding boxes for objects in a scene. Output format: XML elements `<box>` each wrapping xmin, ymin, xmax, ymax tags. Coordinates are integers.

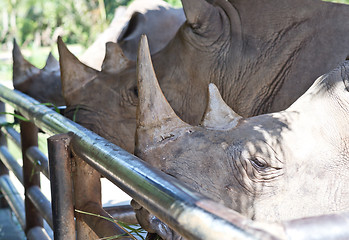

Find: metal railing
<box><xmin>0</xmin><ymin>83</ymin><xmax>349</xmax><ymax>240</ymax></box>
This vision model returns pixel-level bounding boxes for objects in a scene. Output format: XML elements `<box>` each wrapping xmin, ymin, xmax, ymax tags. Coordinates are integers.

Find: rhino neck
<box><xmin>227</xmin><ymin>0</ymin><xmax>349</xmax><ymax>116</ymax></box>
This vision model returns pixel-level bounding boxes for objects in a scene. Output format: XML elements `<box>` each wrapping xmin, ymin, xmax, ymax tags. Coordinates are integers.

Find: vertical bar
<box><xmin>72</xmin><ymin>154</ymin><xmax>130</xmax><ymax>239</ymax></box>
<box><xmin>72</xmin><ymin>155</ymin><xmax>105</xmax><ymax>240</ymax></box>
<box><xmin>0</xmin><ymin>101</ymin><xmax>9</xmax><ymax>208</ymax></box>
<box><xmin>47</xmin><ymin>133</ymin><xmax>75</xmax><ymax>240</ymax></box>
<box><xmin>20</xmin><ymin>119</ymin><xmax>43</xmax><ymax>233</ymax></box>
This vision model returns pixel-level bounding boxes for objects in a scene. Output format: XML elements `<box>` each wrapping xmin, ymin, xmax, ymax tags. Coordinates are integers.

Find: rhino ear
<box><xmin>136</xmin><ymin>35</ymin><xmax>190</xmax><ymax>149</ymax></box>
<box><xmin>201</xmin><ymin>84</ymin><xmax>242</xmax><ymax>130</ymax></box>
<box><xmin>43</xmin><ymin>52</ymin><xmax>59</xmax><ymax>71</ymax></box>
<box><xmin>182</xmin><ymin>0</ymin><xmax>216</xmax><ymax>29</ymax></box>
<box><xmin>57</xmin><ymin>36</ymin><xmax>98</xmax><ymax>98</ymax></box>
<box><xmin>101</xmin><ymin>42</ymin><xmax>132</xmax><ymax>74</ymax></box>
<box><xmin>12</xmin><ymin>39</ymin><xmax>40</xmax><ymax>88</ymax></box>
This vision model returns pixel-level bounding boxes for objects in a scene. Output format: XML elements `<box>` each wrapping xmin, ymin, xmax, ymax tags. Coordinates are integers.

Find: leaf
<box><xmin>75</xmin><ymin>209</ymin><xmax>144</xmax><ymax>240</ymax></box>
<box><xmin>0</xmin><ymin>112</ymin><xmax>29</xmax><ymax>122</ymax></box>
<box><xmin>34</xmin><ymin>102</ymin><xmax>60</xmax><ymax>113</ymax></box>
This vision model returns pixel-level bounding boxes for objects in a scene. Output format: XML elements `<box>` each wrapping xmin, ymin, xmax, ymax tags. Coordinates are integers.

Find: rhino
<box><xmin>12</xmin><ymin>0</ymin><xmax>184</xmax><ymax>105</ymax></box>
<box><xmin>81</xmin><ymin>0</ymin><xmax>185</xmax><ymax>69</ymax></box>
<box><xmin>116</xmin><ymin>0</ymin><xmax>185</xmax><ymax>61</ymax></box>
<box><xmin>133</xmin><ymin>36</ymin><xmax>349</xmax><ymax>238</ymax></box>
<box><xmin>58</xmin><ymin>37</ymin><xmax>137</xmax><ymax>152</ymax></box>
<box><xmin>60</xmin><ymin>0</ymin><xmax>349</xmax><ymax>154</ymax></box>
<box><xmin>147</xmin><ymin>0</ymin><xmax>349</xmax><ymax>124</ymax></box>
<box><xmin>12</xmin><ymin>39</ymin><xmax>64</xmax><ymax>106</ymax></box>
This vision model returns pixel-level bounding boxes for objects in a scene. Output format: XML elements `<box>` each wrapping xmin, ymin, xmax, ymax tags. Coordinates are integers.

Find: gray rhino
<box><xmin>12</xmin><ymin>0</ymin><xmax>184</xmax><ymax>105</ymax></box>
<box><xmin>150</xmin><ymin>0</ymin><xmax>349</xmax><ymax>123</ymax></box>
<box><xmin>81</xmin><ymin>0</ymin><xmax>185</xmax><ymax>69</ymax></box>
<box><xmin>60</xmin><ymin>0</ymin><xmax>349</xmax><ymax>154</ymax></box>
<box><xmin>12</xmin><ymin>39</ymin><xmax>64</xmax><ymax>105</ymax></box>
<box><xmin>58</xmin><ymin>37</ymin><xmax>137</xmax><ymax>153</ymax></box>
<box><xmin>134</xmin><ymin>35</ymin><xmax>349</xmax><ymax>238</ymax></box>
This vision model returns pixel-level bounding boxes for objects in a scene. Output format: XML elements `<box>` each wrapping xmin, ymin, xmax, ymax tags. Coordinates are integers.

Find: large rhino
<box><xmin>60</xmin><ymin>0</ymin><xmax>349</xmax><ymax>154</ymax></box>
<box><xmin>12</xmin><ymin>0</ymin><xmax>184</xmax><ymax>105</ymax></box>
<box><xmin>133</xmin><ymin>36</ymin><xmax>349</xmax><ymax>238</ymax></box>
<box><xmin>81</xmin><ymin>0</ymin><xmax>185</xmax><ymax>69</ymax></box>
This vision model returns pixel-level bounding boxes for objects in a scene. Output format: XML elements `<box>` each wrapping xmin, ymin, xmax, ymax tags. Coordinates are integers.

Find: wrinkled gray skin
<box><xmin>152</xmin><ymin>0</ymin><xmax>349</xmax><ymax>124</ymax></box>
<box><xmin>12</xmin><ymin>40</ymin><xmax>64</xmax><ymax>106</ymax></box>
<box><xmin>136</xmin><ymin>49</ymin><xmax>349</xmax><ymax>238</ymax></box>
<box><xmin>117</xmin><ymin>0</ymin><xmax>185</xmax><ymax>61</ymax></box>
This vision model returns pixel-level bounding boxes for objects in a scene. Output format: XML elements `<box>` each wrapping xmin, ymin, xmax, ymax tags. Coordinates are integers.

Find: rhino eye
<box><xmin>132</xmin><ymin>86</ymin><xmax>138</xmax><ymax>97</ymax></box>
<box><xmin>250</xmin><ymin>157</ymin><xmax>268</xmax><ymax>169</ymax></box>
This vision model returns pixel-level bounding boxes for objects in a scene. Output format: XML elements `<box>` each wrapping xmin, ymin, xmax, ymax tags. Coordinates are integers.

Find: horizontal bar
<box><xmin>104</xmin><ymin>205</ymin><xmax>137</xmax><ymax>225</ymax></box>
<box><xmin>0</xmin><ymin>84</ymin><xmax>264</xmax><ymax>239</ymax></box>
<box><xmin>0</xmin><ymin>174</ymin><xmax>25</xmax><ymax>230</ymax></box>
<box><xmin>0</xmin><ymin>145</ymin><xmax>24</xmax><ymax>184</ymax></box>
<box><xmin>26</xmin><ymin>146</ymin><xmax>49</xmax><ymax>179</ymax></box>
<box><xmin>27</xmin><ymin>186</ymin><xmax>53</xmax><ymax>229</ymax></box>
<box><xmin>2</xmin><ymin>125</ymin><xmax>21</xmax><ymax>148</ymax></box>
<box><xmin>283</xmin><ymin>212</ymin><xmax>349</xmax><ymax>240</ymax></box>
<box><xmin>27</xmin><ymin>226</ymin><xmax>51</xmax><ymax>240</ymax></box>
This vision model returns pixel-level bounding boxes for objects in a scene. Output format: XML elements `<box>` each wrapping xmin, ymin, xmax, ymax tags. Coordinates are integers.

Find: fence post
<box><xmin>47</xmin><ymin>133</ymin><xmax>75</xmax><ymax>240</ymax></box>
<box><xmin>20</xmin><ymin>119</ymin><xmax>43</xmax><ymax>233</ymax></box>
<box><xmin>72</xmin><ymin>152</ymin><xmax>131</xmax><ymax>239</ymax></box>
<box><xmin>0</xmin><ymin>101</ymin><xmax>9</xmax><ymax>208</ymax></box>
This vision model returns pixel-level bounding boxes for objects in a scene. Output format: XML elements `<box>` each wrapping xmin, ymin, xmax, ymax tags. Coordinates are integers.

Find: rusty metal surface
<box><xmin>78</xmin><ymin>201</ymin><xmax>133</xmax><ymax>239</ymax></box>
<box><xmin>20</xmin><ymin>120</ymin><xmax>43</xmax><ymax>233</ymax></box>
<box><xmin>0</xmin><ymin>174</ymin><xmax>25</xmax><ymax>229</ymax></box>
<box><xmin>27</xmin><ymin>186</ymin><xmax>53</xmax><ymax>229</ymax></box>
<box><xmin>47</xmin><ymin>133</ymin><xmax>75</xmax><ymax>240</ymax></box>
<box><xmin>26</xmin><ymin>146</ymin><xmax>49</xmax><ymax>179</ymax></box>
<box><xmin>27</xmin><ymin>226</ymin><xmax>51</xmax><ymax>240</ymax></box>
<box><xmin>104</xmin><ymin>204</ymin><xmax>138</xmax><ymax>225</ymax></box>
<box><xmin>0</xmin><ymin>145</ymin><xmax>23</xmax><ymax>184</ymax></box>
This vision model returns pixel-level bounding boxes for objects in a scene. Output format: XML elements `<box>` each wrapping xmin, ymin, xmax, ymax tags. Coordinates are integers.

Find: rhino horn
<box><xmin>201</xmin><ymin>84</ymin><xmax>242</xmax><ymax>130</ymax></box>
<box><xmin>101</xmin><ymin>42</ymin><xmax>132</xmax><ymax>74</ymax></box>
<box><xmin>12</xmin><ymin>39</ymin><xmax>40</xmax><ymax>88</ymax></box>
<box><xmin>136</xmin><ymin>35</ymin><xmax>190</xmax><ymax>148</ymax></box>
<box><xmin>43</xmin><ymin>52</ymin><xmax>59</xmax><ymax>71</ymax></box>
<box><xmin>57</xmin><ymin>36</ymin><xmax>98</xmax><ymax>98</ymax></box>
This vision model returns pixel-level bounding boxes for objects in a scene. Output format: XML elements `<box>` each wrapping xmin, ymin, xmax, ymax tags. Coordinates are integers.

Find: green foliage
<box><xmin>323</xmin><ymin>0</ymin><xmax>349</xmax><ymax>3</ymax></box>
<box><xmin>164</xmin><ymin>0</ymin><xmax>182</xmax><ymax>7</ymax></box>
<box><xmin>0</xmin><ymin>0</ymin><xmax>183</xmax><ymax>49</ymax></box>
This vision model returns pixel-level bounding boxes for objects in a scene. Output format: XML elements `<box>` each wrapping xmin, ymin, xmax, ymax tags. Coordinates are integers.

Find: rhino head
<box><xmin>136</xmin><ymin>35</ymin><xmax>349</xmax><ymax>221</ymax></box>
<box><xmin>58</xmin><ymin>37</ymin><xmax>138</xmax><ymax>153</ymax></box>
<box><xmin>12</xmin><ymin>39</ymin><xmax>64</xmax><ymax>106</ymax></box>
<box><xmin>150</xmin><ymin>0</ymin><xmax>349</xmax><ymax>123</ymax></box>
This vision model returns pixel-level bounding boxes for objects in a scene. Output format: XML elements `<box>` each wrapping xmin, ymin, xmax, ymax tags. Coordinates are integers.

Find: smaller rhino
<box><xmin>58</xmin><ymin>37</ymin><xmax>137</xmax><ymax>153</ymax></box>
<box><xmin>134</xmin><ymin>35</ymin><xmax>349</xmax><ymax>230</ymax></box>
<box><xmin>12</xmin><ymin>39</ymin><xmax>64</xmax><ymax>106</ymax></box>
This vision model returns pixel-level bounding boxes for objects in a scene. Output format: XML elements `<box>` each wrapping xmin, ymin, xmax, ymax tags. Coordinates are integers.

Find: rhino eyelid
<box><xmin>249</xmin><ymin>157</ymin><xmax>268</xmax><ymax>169</ymax></box>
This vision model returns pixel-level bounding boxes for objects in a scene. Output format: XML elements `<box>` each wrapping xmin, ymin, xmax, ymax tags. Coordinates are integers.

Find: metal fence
<box><xmin>0</xmin><ymin>83</ymin><xmax>348</xmax><ymax>240</ymax></box>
